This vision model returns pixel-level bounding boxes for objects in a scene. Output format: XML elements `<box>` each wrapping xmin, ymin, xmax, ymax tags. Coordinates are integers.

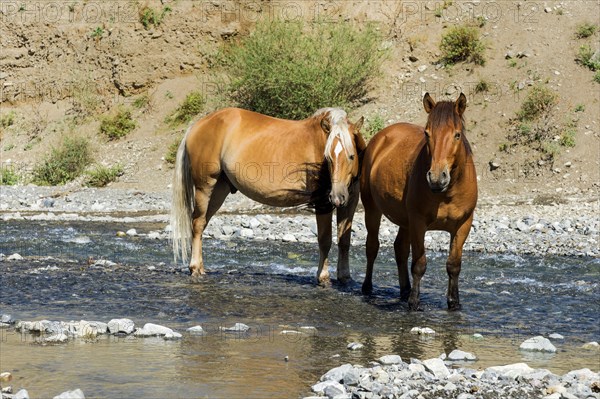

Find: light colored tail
<box><xmin>170</xmin><ymin>130</ymin><xmax>194</xmax><ymax>264</ymax></box>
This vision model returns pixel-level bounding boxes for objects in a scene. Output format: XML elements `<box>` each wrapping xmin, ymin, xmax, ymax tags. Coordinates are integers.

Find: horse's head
<box><xmin>319</xmin><ymin>109</ymin><xmax>365</xmax><ymax>207</ymax></box>
<box><xmin>422</xmin><ymin>92</ymin><xmax>468</xmax><ymax>193</ymax></box>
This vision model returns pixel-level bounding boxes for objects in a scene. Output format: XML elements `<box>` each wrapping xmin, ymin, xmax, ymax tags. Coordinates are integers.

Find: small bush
<box><xmin>165</xmin><ymin>138</ymin><xmax>181</xmax><ymax>165</ymax></box>
<box><xmin>85</xmin><ymin>164</ymin><xmax>124</xmax><ymax>187</ymax></box>
<box><xmin>594</xmin><ymin>71</ymin><xmax>600</xmax><ymax>84</ymax></box>
<box><xmin>0</xmin><ymin>111</ymin><xmax>16</xmax><ymax>128</ymax></box>
<box><xmin>577</xmin><ymin>45</ymin><xmax>600</xmax><ymax>71</ymax></box>
<box><xmin>0</xmin><ymin>166</ymin><xmax>19</xmax><ymax>185</ymax></box>
<box><xmin>33</xmin><ymin>137</ymin><xmax>92</xmax><ymax>185</ymax></box>
<box><xmin>575</xmin><ymin>22</ymin><xmax>598</xmax><ymax>39</ymax></box>
<box><xmin>99</xmin><ymin>108</ymin><xmax>136</xmax><ymax>140</ymax></box>
<box><xmin>133</xmin><ymin>94</ymin><xmax>151</xmax><ymax>110</ymax></box>
<box><xmin>139</xmin><ymin>5</ymin><xmax>171</xmax><ymax>29</ymax></box>
<box><xmin>90</xmin><ymin>27</ymin><xmax>103</xmax><ymax>38</ymax></box>
<box><xmin>221</xmin><ymin>20</ymin><xmax>386</xmax><ymax>119</ymax></box>
<box><xmin>440</xmin><ymin>25</ymin><xmax>485</xmax><ymax>65</ymax></box>
<box><xmin>364</xmin><ymin>115</ymin><xmax>385</xmax><ymax>139</ymax></box>
<box><xmin>166</xmin><ymin>91</ymin><xmax>205</xmax><ymax>125</ymax></box>
<box><xmin>574</xmin><ymin>104</ymin><xmax>585</xmax><ymax>112</ymax></box>
<box><xmin>517</xmin><ymin>85</ymin><xmax>558</xmax><ymax>121</ymax></box>
<box><xmin>474</xmin><ymin>79</ymin><xmax>489</xmax><ymax>93</ymax></box>
<box><xmin>559</xmin><ymin>129</ymin><xmax>576</xmax><ymax>148</ymax></box>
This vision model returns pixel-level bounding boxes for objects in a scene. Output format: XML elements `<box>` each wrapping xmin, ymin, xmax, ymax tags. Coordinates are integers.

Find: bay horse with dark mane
<box><xmin>361</xmin><ymin>93</ymin><xmax>477</xmax><ymax>310</ymax></box>
<box><xmin>171</xmin><ymin>107</ymin><xmax>365</xmax><ymax>285</ymax></box>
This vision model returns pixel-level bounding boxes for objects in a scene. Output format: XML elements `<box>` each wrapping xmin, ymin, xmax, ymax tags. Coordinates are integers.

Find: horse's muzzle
<box><xmin>329</xmin><ymin>186</ymin><xmax>348</xmax><ymax>208</ymax></box>
<box><xmin>427</xmin><ymin>168</ymin><xmax>450</xmax><ymax>193</ymax></box>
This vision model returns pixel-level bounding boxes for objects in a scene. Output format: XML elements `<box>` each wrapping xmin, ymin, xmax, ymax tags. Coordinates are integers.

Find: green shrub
<box><xmin>577</xmin><ymin>45</ymin><xmax>600</xmax><ymax>71</ymax></box>
<box><xmin>595</xmin><ymin>71</ymin><xmax>600</xmax><ymax>84</ymax></box>
<box><xmin>221</xmin><ymin>20</ymin><xmax>386</xmax><ymax>119</ymax></box>
<box><xmin>0</xmin><ymin>166</ymin><xmax>19</xmax><ymax>185</ymax></box>
<box><xmin>575</xmin><ymin>22</ymin><xmax>598</xmax><ymax>39</ymax></box>
<box><xmin>166</xmin><ymin>91</ymin><xmax>205</xmax><ymax>125</ymax></box>
<box><xmin>33</xmin><ymin>137</ymin><xmax>92</xmax><ymax>185</ymax></box>
<box><xmin>99</xmin><ymin>108</ymin><xmax>136</xmax><ymax>140</ymax></box>
<box><xmin>139</xmin><ymin>5</ymin><xmax>171</xmax><ymax>29</ymax></box>
<box><xmin>165</xmin><ymin>138</ymin><xmax>181</xmax><ymax>165</ymax></box>
<box><xmin>559</xmin><ymin>129</ymin><xmax>576</xmax><ymax>148</ymax></box>
<box><xmin>440</xmin><ymin>25</ymin><xmax>485</xmax><ymax>65</ymax></box>
<box><xmin>364</xmin><ymin>115</ymin><xmax>385</xmax><ymax>139</ymax></box>
<box><xmin>474</xmin><ymin>79</ymin><xmax>489</xmax><ymax>93</ymax></box>
<box><xmin>0</xmin><ymin>111</ymin><xmax>16</xmax><ymax>128</ymax></box>
<box><xmin>90</xmin><ymin>26</ymin><xmax>103</xmax><ymax>38</ymax></box>
<box><xmin>517</xmin><ymin>85</ymin><xmax>558</xmax><ymax>121</ymax></box>
<box><xmin>133</xmin><ymin>94</ymin><xmax>150</xmax><ymax>109</ymax></box>
<box><xmin>85</xmin><ymin>164</ymin><xmax>124</xmax><ymax>187</ymax></box>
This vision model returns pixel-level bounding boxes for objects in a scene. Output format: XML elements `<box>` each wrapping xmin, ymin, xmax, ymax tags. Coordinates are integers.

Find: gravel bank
<box><xmin>1</xmin><ymin>186</ymin><xmax>598</xmax><ymax>257</ymax></box>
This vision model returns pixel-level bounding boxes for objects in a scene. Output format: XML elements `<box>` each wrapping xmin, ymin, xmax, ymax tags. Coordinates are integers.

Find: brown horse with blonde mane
<box><xmin>171</xmin><ymin>107</ymin><xmax>365</xmax><ymax>285</ymax></box>
<box><xmin>361</xmin><ymin>93</ymin><xmax>477</xmax><ymax>310</ymax></box>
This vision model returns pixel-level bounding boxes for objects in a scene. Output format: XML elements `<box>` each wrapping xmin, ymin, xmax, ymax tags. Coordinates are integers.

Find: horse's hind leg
<box><xmin>394</xmin><ymin>227</ymin><xmax>411</xmax><ymax>300</ymax></box>
<box><xmin>190</xmin><ymin>176</ymin><xmax>231</xmax><ymax>277</ymax></box>
<box><xmin>315</xmin><ymin>212</ymin><xmax>333</xmax><ymax>286</ymax></box>
<box><xmin>361</xmin><ymin>206</ymin><xmax>382</xmax><ymax>295</ymax></box>
<box><xmin>446</xmin><ymin>216</ymin><xmax>473</xmax><ymax>310</ymax></box>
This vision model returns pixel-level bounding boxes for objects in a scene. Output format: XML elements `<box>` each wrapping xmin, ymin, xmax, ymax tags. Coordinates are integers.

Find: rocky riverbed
<box><xmin>1</xmin><ymin>186</ymin><xmax>598</xmax><ymax>257</ymax></box>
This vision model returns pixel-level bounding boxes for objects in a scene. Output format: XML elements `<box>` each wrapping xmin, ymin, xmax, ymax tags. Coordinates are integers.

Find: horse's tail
<box><xmin>170</xmin><ymin>127</ymin><xmax>194</xmax><ymax>264</ymax></box>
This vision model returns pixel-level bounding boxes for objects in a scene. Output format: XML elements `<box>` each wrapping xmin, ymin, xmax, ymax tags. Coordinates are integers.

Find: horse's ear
<box><xmin>320</xmin><ymin>116</ymin><xmax>332</xmax><ymax>134</ymax></box>
<box><xmin>354</xmin><ymin>116</ymin><xmax>364</xmax><ymax>132</ymax></box>
<box><xmin>423</xmin><ymin>93</ymin><xmax>436</xmax><ymax>114</ymax></box>
<box><xmin>455</xmin><ymin>92</ymin><xmax>467</xmax><ymax>116</ymax></box>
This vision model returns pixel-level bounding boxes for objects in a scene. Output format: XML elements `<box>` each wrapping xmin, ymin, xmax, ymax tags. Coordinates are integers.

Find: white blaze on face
<box><xmin>334</xmin><ymin>141</ymin><xmax>343</xmax><ymax>159</ymax></box>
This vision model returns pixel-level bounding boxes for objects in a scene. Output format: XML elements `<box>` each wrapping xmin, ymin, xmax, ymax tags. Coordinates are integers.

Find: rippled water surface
<box><xmin>1</xmin><ymin>220</ymin><xmax>599</xmax><ymax>398</ymax></box>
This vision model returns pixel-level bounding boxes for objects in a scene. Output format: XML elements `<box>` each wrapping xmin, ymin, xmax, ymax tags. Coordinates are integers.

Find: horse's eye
<box><xmin>349</xmin><ymin>154</ymin><xmax>355</xmax><ymax>161</ymax></box>
<box><xmin>424</xmin><ymin>130</ymin><xmax>430</xmax><ymax>139</ymax></box>
<box><xmin>454</xmin><ymin>132</ymin><xmax>461</xmax><ymax>140</ymax></box>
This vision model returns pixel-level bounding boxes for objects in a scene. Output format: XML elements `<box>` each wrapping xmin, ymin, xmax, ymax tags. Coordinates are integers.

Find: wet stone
<box><xmin>53</xmin><ymin>389</ymin><xmax>85</xmax><ymax>399</ymax></box>
<box><xmin>519</xmin><ymin>336</ymin><xmax>557</xmax><ymax>352</ymax></box>
<box><xmin>107</xmin><ymin>318</ymin><xmax>135</xmax><ymax>334</ymax></box>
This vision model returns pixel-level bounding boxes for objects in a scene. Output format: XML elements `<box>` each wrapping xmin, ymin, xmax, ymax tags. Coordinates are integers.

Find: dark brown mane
<box><xmin>428</xmin><ymin>101</ymin><xmax>472</xmax><ymax>156</ymax></box>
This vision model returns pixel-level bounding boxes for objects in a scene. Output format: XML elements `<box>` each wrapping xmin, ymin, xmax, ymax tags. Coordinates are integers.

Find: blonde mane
<box><xmin>314</xmin><ymin>108</ymin><xmax>354</xmax><ymax>160</ymax></box>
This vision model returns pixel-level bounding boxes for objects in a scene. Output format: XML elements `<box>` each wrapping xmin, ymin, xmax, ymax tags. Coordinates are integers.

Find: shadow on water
<box><xmin>1</xmin><ymin>220</ymin><xmax>599</xmax><ymax>398</ymax></box>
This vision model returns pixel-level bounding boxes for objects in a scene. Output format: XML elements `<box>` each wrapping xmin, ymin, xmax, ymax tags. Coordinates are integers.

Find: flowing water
<box><xmin>1</xmin><ymin>220</ymin><xmax>599</xmax><ymax>398</ymax></box>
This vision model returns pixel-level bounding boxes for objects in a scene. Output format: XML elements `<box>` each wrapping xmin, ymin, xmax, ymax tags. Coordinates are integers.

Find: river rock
<box><xmin>126</xmin><ymin>228</ymin><xmax>137</xmax><ymax>236</ymax></box>
<box><xmin>484</xmin><ymin>363</ymin><xmax>535</xmax><ymax>380</ymax></box>
<box><xmin>582</xmin><ymin>341</ymin><xmax>599</xmax><ymax>350</ymax></box>
<box><xmin>282</xmin><ymin>234</ymin><xmax>297</xmax><ymax>242</ymax></box>
<box><xmin>423</xmin><ymin>358</ymin><xmax>450</xmax><ymax>379</ymax></box>
<box><xmin>164</xmin><ymin>331</ymin><xmax>182</xmax><ymax>340</ymax></box>
<box><xmin>134</xmin><ymin>323</ymin><xmax>174</xmax><ymax>337</ymax></box>
<box><xmin>347</xmin><ymin>342</ymin><xmax>364</xmax><ymax>351</ymax></box>
<box><xmin>447</xmin><ymin>349</ymin><xmax>477</xmax><ymax>361</ymax></box>
<box><xmin>549</xmin><ymin>333</ymin><xmax>564</xmax><ymax>340</ymax></box>
<box><xmin>44</xmin><ymin>332</ymin><xmax>69</xmax><ymax>343</ymax></box>
<box><xmin>14</xmin><ymin>389</ymin><xmax>29</xmax><ymax>399</ymax></box>
<box><xmin>187</xmin><ymin>325</ymin><xmax>204</xmax><ymax>334</ymax></box>
<box><xmin>107</xmin><ymin>318</ymin><xmax>135</xmax><ymax>334</ymax></box>
<box><xmin>321</xmin><ymin>364</ymin><xmax>353</xmax><ymax>382</ymax></box>
<box><xmin>221</xmin><ymin>323</ymin><xmax>249</xmax><ymax>332</ymax></box>
<box><xmin>378</xmin><ymin>355</ymin><xmax>402</xmax><ymax>365</ymax></box>
<box><xmin>7</xmin><ymin>253</ymin><xmax>23</xmax><ymax>261</ymax></box>
<box><xmin>519</xmin><ymin>336</ymin><xmax>557</xmax><ymax>352</ymax></box>
<box><xmin>312</xmin><ymin>380</ymin><xmax>345</xmax><ymax>395</ymax></box>
<box><xmin>0</xmin><ymin>372</ymin><xmax>12</xmax><ymax>382</ymax></box>
<box><xmin>1</xmin><ymin>314</ymin><xmax>13</xmax><ymax>324</ymax></box>
<box><xmin>410</xmin><ymin>326</ymin><xmax>436</xmax><ymax>335</ymax></box>
<box><xmin>53</xmin><ymin>389</ymin><xmax>85</xmax><ymax>399</ymax></box>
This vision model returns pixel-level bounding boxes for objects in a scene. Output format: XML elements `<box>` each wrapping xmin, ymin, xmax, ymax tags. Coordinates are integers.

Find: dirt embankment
<box><xmin>0</xmin><ymin>0</ymin><xmax>599</xmax><ymax>199</ymax></box>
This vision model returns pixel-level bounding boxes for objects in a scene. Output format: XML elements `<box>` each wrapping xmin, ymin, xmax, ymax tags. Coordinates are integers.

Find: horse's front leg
<box><xmin>335</xmin><ymin>185</ymin><xmax>360</xmax><ymax>285</ymax></box>
<box><xmin>408</xmin><ymin>222</ymin><xmax>427</xmax><ymax>311</ymax></box>
<box><xmin>315</xmin><ymin>212</ymin><xmax>333</xmax><ymax>286</ymax></box>
<box><xmin>446</xmin><ymin>215</ymin><xmax>473</xmax><ymax>310</ymax></box>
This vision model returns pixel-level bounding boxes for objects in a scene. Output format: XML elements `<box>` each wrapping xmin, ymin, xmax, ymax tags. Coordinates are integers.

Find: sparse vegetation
<box><xmin>165</xmin><ymin>138</ymin><xmax>182</xmax><ymax>165</ymax></box>
<box><xmin>594</xmin><ymin>71</ymin><xmax>600</xmax><ymax>84</ymax></box>
<box><xmin>364</xmin><ymin>115</ymin><xmax>385</xmax><ymax>139</ymax></box>
<box><xmin>221</xmin><ymin>20</ymin><xmax>386</xmax><ymax>119</ymax></box>
<box><xmin>0</xmin><ymin>111</ymin><xmax>16</xmax><ymax>128</ymax></box>
<box><xmin>99</xmin><ymin>108</ymin><xmax>136</xmax><ymax>140</ymax></box>
<box><xmin>516</xmin><ymin>85</ymin><xmax>558</xmax><ymax>122</ymax></box>
<box><xmin>508</xmin><ymin>59</ymin><xmax>517</xmax><ymax>68</ymax></box>
<box><xmin>576</xmin><ymin>45</ymin><xmax>600</xmax><ymax>71</ymax></box>
<box><xmin>575</xmin><ymin>22</ymin><xmax>598</xmax><ymax>39</ymax></box>
<box><xmin>475</xmin><ymin>79</ymin><xmax>489</xmax><ymax>93</ymax></box>
<box><xmin>574</xmin><ymin>104</ymin><xmax>585</xmax><ymax>112</ymax></box>
<box><xmin>0</xmin><ymin>166</ymin><xmax>19</xmax><ymax>185</ymax></box>
<box><xmin>139</xmin><ymin>5</ymin><xmax>172</xmax><ymax>29</ymax></box>
<box><xmin>166</xmin><ymin>91</ymin><xmax>205</xmax><ymax>125</ymax></box>
<box><xmin>440</xmin><ymin>25</ymin><xmax>485</xmax><ymax>66</ymax></box>
<box><xmin>560</xmin><ymin>128</ymin><xmax>576</xmax><ymax>148</ymax></box>
<box><xmin>32</xmin><ymin>136</ymin><xmax>92</xmax><ymax>185</ymax></box>
<box><xmin>90</xmin><ymin>27</ymin><xmax>104</xmax><ymax>39</ymax></box>
<box><xmin>133</xmin><ymin>93</ymin><xmax>152</xmax><ymax>112</ymax></box>
<box><xmin>85</xmin><ymin>164</ymin><xmax>124</xmax><ymax>187</ymax></box>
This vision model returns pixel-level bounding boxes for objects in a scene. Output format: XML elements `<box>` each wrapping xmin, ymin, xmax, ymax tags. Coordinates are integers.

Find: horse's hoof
<box><xmin>338</xmin><ymin>276</ymin><xmax>353</xmax><ymax>286</ymax></box>
<box><xmin>317</xmin><ymin>278</ymin><xmax>332</xmax><ymax>288</ymax></box>
<box><xmin>361</xmin><ymin>283</ymin><xmax>373</xmax><ymax>295</ymax></box>
<box><xmin>400</xmin><ymin>289</ymin><xmax>411</xmax><ymax>301</ymax></box>
<box><xmin>447</xmin><ymin>301</ymin><xmax>462</xmax><ymax>311</ymax></box>
<box><xmin>408</xmin><ymin>300</ymin><xmax>420</xmax><ymax>311</ymax></box>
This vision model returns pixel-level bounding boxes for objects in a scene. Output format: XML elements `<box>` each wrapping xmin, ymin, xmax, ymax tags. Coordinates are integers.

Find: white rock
<box><xmin>14</xmin><ymin>389</ymin><xmax>30</xmax><ymax>399</ymax></box>
<box><xmin>417</xmin><ymin>65</ymin><xmax>428</xmax><ymax>72</ymax></box>
<box><xmin>282</xmin><ymin>234</ymin><xmax>297</xmax><ymax>242</ymax></box>
<box><xmin>221</xmin><ymin>323</ymin><xmax>250</xmax><ymax>332</ymax></box>
<box><xmin>548</xmin><ymin>333</ymin><xmax>564</xmax><ymax>340</ymax></box>
<box><xmin>164</xmin><ymin>331</ymin><xmax>182</xmax><ymax>340</ymax></box>
<box><xmin>347</xmin><ymin>342</ymin><xmax>364</xmax><ymax>350</ymax></box>
<box><xmin>45</xmin><ymin>332</ymin><xmax>69</xmax><ymax>343</ymax></box>
<box><xmin>107</xmin><ymin>318</ymin><xmax>135</xmax><ymax>334</ymax></box>
<box><xmin>582</xmin><ymin>341</ymin><xmax>600</xmax><ymax>350</ymax></box>
<box><xmin>187</xmin><ymin>325</ymin><xmax>204</xmax><ymax>334</ymax></box>
<box><xmin>126</xmin><ymin>229</ymin><xmax>137</xmax><ymax>236</ymax></box>
<box><xmin>486</xmin><ymin>363</ymin><xmax>535</xmax><ymax>379</ymax></box>
<box><xmin>378</xmin><ymin>354</ymin><xmax>402</xmax><ymax>365</ymax></box>
<box><xmin>134</xmin><ymin>323</ymin><xmax>173</xmax><ymax>337</ymax></box>
<box><xmin>7</xmin><ymin>253</ymin><xmax>23</xmax><ymax>261</ymax></box>
<box><xmin>423</xmin><ymin>358</ymin><xmax>450</xmax><ymax>379</ymax></box>
<box><xmin>281</xmin><ymin>330</ymin><xmax>303</xmax><ymax>335</ymax></box>
<box><xmin>53</xmin><ymin>388</ymin><xmax>85</xmax><ymax>399</ymax></box>
<box><xmin>312</xmin><ymin>380</ymin><xmax>345</xmax><ymax>395</ymax></box>
<box><xmin>410</xmin><ymin>326</ymin><xmax>436</xmax><ymax>335</ymax></box>
<box><xmin>447</xmin><ymin>349</ymin><xmax>477</xmax><ymax>361</ymax></box>
<box><xmin>321</xmin><ymin>364</ymin><xmax>353</xmax><ymax>382</ymax></box>
<box><xmin>147</xmin><ymin>231</ymin><xmax>161</xmax><ymax>239</ymax></box>
<box><xmin>520</xmin><ymin>336</ymin><xmax>557</xmax><ymax>352</ymax></box>
<box><xmin>472</xmin><ymin>333</ymin><xmax>483</xmax><ymax>339</ymax></box>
